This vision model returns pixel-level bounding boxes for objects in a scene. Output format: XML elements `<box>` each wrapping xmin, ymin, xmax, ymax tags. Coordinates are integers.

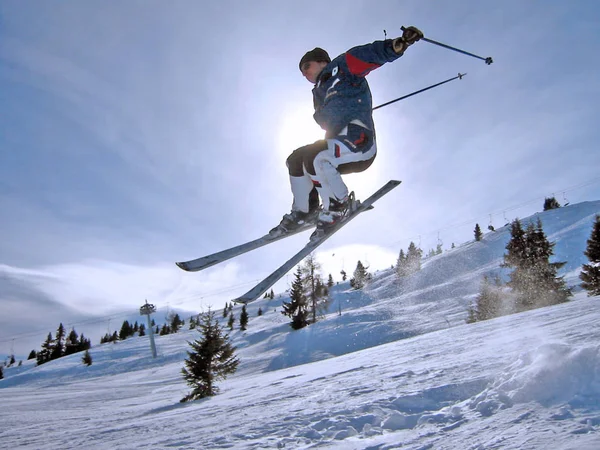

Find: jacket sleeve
<box><xmin>344</xmin><ymin>39</ymin><xmax>401</xmax><ymax>77</ymax></box>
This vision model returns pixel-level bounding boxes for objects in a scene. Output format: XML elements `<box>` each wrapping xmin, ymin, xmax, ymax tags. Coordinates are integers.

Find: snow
<box><xmin>1</xmin><ymin>202</ymin><xmax>600</xmax><ymax>449</ymax></box>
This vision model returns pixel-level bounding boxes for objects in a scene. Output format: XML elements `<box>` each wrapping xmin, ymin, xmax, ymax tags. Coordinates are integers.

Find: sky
<box><xmin>1</xmin><ymin>200</ymin><xmax>599</xmax><ymax>448</ymax></box>
<box><xmin>1</xmin><ymin>1</ymin><xmax>600</xmax><ymax>354</ymax></box>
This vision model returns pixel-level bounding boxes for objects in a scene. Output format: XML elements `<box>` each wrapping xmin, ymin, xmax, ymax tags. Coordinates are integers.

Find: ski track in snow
<box><xmin>1</xmin><ymin>202</ymin><xmax>600</xmax><ymax>449</ymax></box>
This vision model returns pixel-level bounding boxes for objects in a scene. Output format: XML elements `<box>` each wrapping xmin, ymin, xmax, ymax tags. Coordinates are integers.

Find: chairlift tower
<box><xmin>139</xmin><ymin>300</ymin><xmax>158</xmax><ymax>358</ymax></box>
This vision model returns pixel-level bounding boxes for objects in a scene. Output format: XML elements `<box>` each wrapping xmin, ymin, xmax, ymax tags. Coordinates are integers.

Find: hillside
<box><xmin>1</xmin><ymin>201</ymin><xmax>599</xmax><ymax>449</ymax></box>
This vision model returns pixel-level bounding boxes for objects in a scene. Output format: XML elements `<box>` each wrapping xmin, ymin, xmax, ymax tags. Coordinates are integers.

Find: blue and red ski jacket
<box><xmin>312</xmin><ymin>39</ymin><xmax>402</xmax><ymax>141</ymax></box>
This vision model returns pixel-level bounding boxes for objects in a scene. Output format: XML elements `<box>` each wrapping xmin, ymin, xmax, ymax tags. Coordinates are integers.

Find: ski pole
<box><xmin>372</xmin><ymin>73</ymin><xmax>465</xmax><ymax>111</ymax></box>
<box><xmin>402</xmin><ymin>27</ymin><xmax>493</xmax><ymax>65</ymax></box>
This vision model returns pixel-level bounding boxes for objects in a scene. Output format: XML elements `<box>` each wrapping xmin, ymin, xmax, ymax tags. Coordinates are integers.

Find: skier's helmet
<box><xmin>299</xmin><ymin>48</ymin><xmax>331</xmax><ymax>71</ymax></box>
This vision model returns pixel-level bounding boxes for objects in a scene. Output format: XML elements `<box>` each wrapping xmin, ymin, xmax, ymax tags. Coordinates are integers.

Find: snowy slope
<box><xmin>0</xmin><ymin>201</ymin><xmax>599</xmax><ymax>449</ymax></box>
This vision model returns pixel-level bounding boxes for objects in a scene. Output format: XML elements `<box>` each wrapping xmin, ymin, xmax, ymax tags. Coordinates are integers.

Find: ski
<box><xmin>175</xmin><ymin>220</ymin><xmax>317</xmax><ymax>272</ymax></box>
<box><xmin>232</xmin><ymin>180</ymin><xmax>401</xmax><ymax>304</ymax></box>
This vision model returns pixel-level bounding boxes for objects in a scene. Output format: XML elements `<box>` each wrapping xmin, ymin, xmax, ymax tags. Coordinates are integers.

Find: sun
<box><xmin>276</xmin><ymin>104</ymin><xmax>324</xmax><ymax>155</ymax></box>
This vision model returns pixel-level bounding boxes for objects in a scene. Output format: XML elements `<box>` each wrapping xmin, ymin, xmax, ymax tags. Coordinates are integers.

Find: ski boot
<box><xmin>310</xmin><ymin>192</ymin><xmax>356</xmax><ymax>241</ymax></box>
<box><xmin>269</xmin><ymin>208</ymin><xmax>319</xmax><ymax>237</ymax></box>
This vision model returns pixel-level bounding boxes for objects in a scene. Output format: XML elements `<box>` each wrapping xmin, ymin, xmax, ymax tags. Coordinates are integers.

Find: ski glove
<box><xmin>393</xmin><ymin>26</ymin><xmax>423</xmax><ymax>55</ymax></box>
<box><xmin>402</xmin><ymin>26</ymin><xmax>423</xmax><ymax>45</ymax></box>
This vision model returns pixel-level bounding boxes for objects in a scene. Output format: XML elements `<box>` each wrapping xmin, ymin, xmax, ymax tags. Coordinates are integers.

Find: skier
<box><xmin>269</xmin><ymin>26</ymin><xmax>424</xmax><ymax>239</ymax></box>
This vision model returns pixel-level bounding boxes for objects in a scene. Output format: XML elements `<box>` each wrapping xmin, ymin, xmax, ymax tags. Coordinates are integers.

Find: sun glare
<box><xmin>276</xmin><ymin>105</ymin><xmax>324</xmax><ymax>155</ymax></box>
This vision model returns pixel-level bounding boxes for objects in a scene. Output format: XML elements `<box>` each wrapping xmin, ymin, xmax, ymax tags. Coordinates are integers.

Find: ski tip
<box><xmin>175</xmin><ymin>261</ymin><xmax>191</xmax><ymax>271</ymax></box>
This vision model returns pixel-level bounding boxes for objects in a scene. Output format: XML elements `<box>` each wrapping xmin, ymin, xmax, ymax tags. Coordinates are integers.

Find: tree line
<box><xmin>468</xmin><ymin>214</ymin><xmax>600</xmax><ymax>322</ymax></box>
<box><xmin>33</xmin><ymin>323</ymin><xmax>92</xmax><ymax>366</ymax></box>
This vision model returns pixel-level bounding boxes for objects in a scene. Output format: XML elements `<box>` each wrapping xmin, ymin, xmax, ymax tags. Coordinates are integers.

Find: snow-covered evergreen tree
<box><xmin>350</xmin><ymin>260</ymin><xmax>371</xmax><ymax>290</ymax></box>
<box><xmin>281</xmin><ymin>267</ymin><xmax>309</xmax><ymax>330</ymax></box>
<box><xmin>119</xmin><ymin>320</ymin><xmax>132</xmax><ymax>340</ymax></box>
<box><xmin>51</xmin><ymin>323</ymin><xmax>66</xmax><ymax>360</ymax></box>
<box><xmin>37</xmin><ymin>332</ymin><xmax>54</xmax><ymax>366</ymax></box>
<box><xmin>65</xmin><ymin>328</ymin><xmax>80</xmax><ymax>356</ymax></box>
<box><xmin>467</xmin><ymin>275</ymin><xmax>505</xmax><ymax>322</ymax></box>
<box><xmin>169</xmin><ymin>313</ymin><xmax>184</xmax><ymax>333</ymax></box>
<box><xmin>406</xmin><ymin>242</ymin><xmax>423</xmax><ymax>274</ymax></box>
<box><xmin>503</xmin><ymin>218</ymin><xmax>571</xmax><ymax>311</ymax></box>
<box><xmin>396</xmin><ymin>249</ymin><xmax>407</xmax><ymax>277</ymax></box>
<box><xmin>181</xmin><ymin>309</ymin><xmax>239</xmax><ymax>402</ymax></box>
<box><xmin>78</xmin><ymin>333</ymin><xmax>91</xmax><ymax>352</ymax></box>
<box><xmin>300</xmin><ymin>253</ymin><xmax>326</xmax><ymax>323</ymax></box>
<box><xmin>543</xmin><ymin>197</ymin><xmax>561</xmax><ymax>211</ymax></box>
<box><xmin>239</xmin><ymin>305</ymin><xmax>249</xmax><ymax>331</ymax></box>
<box><xmin>580</xmin><ymin>214</ymin><xmax>600</xmax><ymax>296</ymax></box>
<box><xmin>81</xmin><ymin>350</ymin><xmax>92</xmax><ymax>366</ymax></box>
<box><xmin>474</xmin><ymin>223</ymin><xmax>483</xmax><ymax>241</ymax></box>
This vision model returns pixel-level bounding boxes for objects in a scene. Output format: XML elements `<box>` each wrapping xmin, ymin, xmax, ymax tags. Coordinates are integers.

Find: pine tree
<box><xmin>327</xmin><ymin>274</ymin><xmax>334</xmax><ymax>288</ymax></box>
<box><xmin>181</xmin><ymin>309</ymin><xmax>239</xmax><ymax>402</ymax></box>
<box><xmin>474</xmin><ymin>223</ymin><xmax>483</xmax><ymax>241</ymax></box>
<box><xmin>396</xmin><ymin>249</ymin><xmax>407</xmax><ymax>277</ymax></box>
<box><xmin>119</xmin><ymin>320</ymin><xmax>132</xmax><ymax>340</ymax></box>
<box><xmin>580</xmin><ymin>215</ymin><xmax>600</xmax><ymax>296</ymax></box>
<box><xmin>300</xmin><ymin>253</ymin><xmax>325</xmax><ymax>323</ymax></box>
<box><xmin>160</xmin><ymin>324</ymin><xmax>170</xmax><ymax>336</ymax></box>
<box><xmin>78</xmin><ymin>333</ymin><xmax>91</xmax><ymax>352</ymax></box>
<box><xmin>350</xmin><ymin>260</ymin><xmax>371</xmax><ymax>290</ymax></box>
<box><xmin>139</xmin><ymin>323</ymin><xmax>146</xmax><ymax>336</ymax></box>
<box><xmin>503</xmin><ymin>219</ymin><xmax>527</xmax><ymax>269</ymax></box>
<box><xmin>223</xmin><ymin>303</ymin><xmax>229</xmax><ymax>317</ymax></box>
<box><xmin>239</xmin><ymin>305</ymin><xmax>249</xmax><ymax>331</ymax></box>
<box><xmin>51</xmin><ymin>323</ymin><xmax>66</xmax><ymax>360</ymax></box>
<box><xmin>0</xmin><ymin>365</ymin><xmax>3</xmax><ymax>380</ymax></box>
<box><xmin>269</xmin><ymin>289</ymin><xmax>275</xmax><ymax>299</ymax></box>
<box><xmin>503</xmin><ymin>218</ymin><xmax>571</xmax><ymax>311</ymax></box>
<box><xmin>467</xmin><ymin>275</ymin><xmax>504</xmax><ymax>322</ymax></box>
<box><xmin>27</xmin><ymin>350</ymin><xmax>36</xmax><ymax>360</ymax></box>
<box><xmin>227</xmin><ymin>312</ymin><xmax>235</xmax><ymax>330</ymax></box>
<box><xmin>406</xmin><ymin>242</ymin><xmax>423</xmax><ymax>274</ymax></box>
<box><xmin>37</xmin><ymin>332</ymin><xmax>54</xmax><ymax>366</ymax></box>
<box><xmin>169</xmin><ymin>313</ymin><xmax>184</xmax><ymax>333</ymax></box>
<box><xmin>340</xmin><ymin>269</ymin><xmax>347</xmax><ymax>281</ymax></box>
<box><xmin>257</xmin><ymin>307</ymin><xmax>263</xmax><ymax>316</ymax></box>
<box><xmin>82</xmin><ymin>350</ymin><xmax>92</xmax><ymax>366</ymax></box>
<box><xmin>65</xmin><ymin>328</ymin><xmax>80</xmax><ymax>356</ymax></box>
<box><xmin>281</xmin><ymin>267</ymin><xmax>309</xmax><ymax>330</ymax></box>
<box><xmin>543</xmin><ymin>197</ymin><xmax>561</xmax><ymax>211</ymax></box>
